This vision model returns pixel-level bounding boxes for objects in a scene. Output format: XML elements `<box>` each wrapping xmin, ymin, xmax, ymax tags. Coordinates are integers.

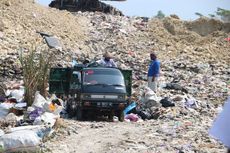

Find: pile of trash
<box><xmin>71</xmin><ymin>11</ymin><xmax>230</xmax><ymax>104</ymax></box>
<box><xmin>0</xmin><ymin>80</ymin><xmax>64</xmax><ymax>152</ymax></box>
<box><xmin>1</xmin><ymin>0</ymin><xmax>229</xmax><ymax>82</ymax></box>
<box><xmin>0</xmin><ymin>0</ymin><xmax>230</xmax><ymax>152</ymax></box>
<box><xmin>122</xmin><ymin>86</ymin><xmax>204</xmax><ymax>122</ymax></box>
<box><xmin>49</xmin><ymin>0</ymin><xmax>124</xmax><ymax>16</ymax></box>
<box><xmin>0</xmin><ymin>0</ymin><xmax>87</xmax><ymax>79</ymax></box>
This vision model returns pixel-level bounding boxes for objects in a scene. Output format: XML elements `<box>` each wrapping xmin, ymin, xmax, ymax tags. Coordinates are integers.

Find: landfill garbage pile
<box><xmin>0</xmin><ymin>0</ymin><xmax>87</xmax><ymax>79</ymax></box>
<box><xmin>44</xmin><ymin>12</ymin><xmax>229</xmax><ymax>153</ymax></box>
<box><xmin>0</xmin><ymin>80</ymin><xmax>64</xmax><ymax>152</ymax></box>
<box><xmin>72</xmin><ymin>12</ymin><xmax>230</xmax><ymax>103</ymax></box>
<box><xmin>148</xmin><ymin>17</ymin><xmax>230</xmax><ymax>62</ymax></box>
<box><xmin>0</xmin><ymin>0</ymin><xmax>230</xmax><ymax>152</ymax></box>
<box><xmin>49</xmin><ymin>0</ymin><xmax>124</xmax><ymax>16</ymax></box>
<box><xmin>44</xmin><ymin>12</ymin><xmax>229</xmax><ymax>152</ymax></box>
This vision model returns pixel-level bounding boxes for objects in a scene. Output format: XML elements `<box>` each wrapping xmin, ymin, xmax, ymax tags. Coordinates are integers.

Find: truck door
<box><xmin>49</xmin><ymin>67</ymin><xmax>72</xmax><ymax>95</ymax></box>
<box><xmin>120</xmin><ymin>69</ymin><xmax>132</xmax><ymax>97</ymax></box>
<box><xmin>69</xmin><ymin>70</ymin><xmax>82</xmax><ymax>92</ymax></box>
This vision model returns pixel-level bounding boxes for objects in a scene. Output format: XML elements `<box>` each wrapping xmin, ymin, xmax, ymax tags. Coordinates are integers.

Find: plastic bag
<box><xmin>184</xmin><ymin>96</ymin><xmax>198</xmax><ymax>108</ymax></box>
<box><xmin>160</xmin><ymin>97</ymin><xmax>175</xmax><ymax>108</ymax></box>
<box><xmin>0</xmin><ymin>130</ymin><xmax>41</xmax><ymax>153</ymax></box>
<box><xmin>40</xmin><ymin>112</ymin><xmax>57</xmax><ymax>127</ymax></box>
<box><xmin>43</xmin><ymin>98</ymin><xmax>63</xmax><ymax>115</ymax></box>
<box><xmin>10</xmin><ymin>86</ymin><xmax>25</xmax><ymax>102</ymax></box>
<box><xmin>29</xmin><ymin>107</ymin><xmax>43</xmax><ymax>121</ymax></box>
<box><xmin>53</xmin><ymin>106</ymin><xmax>63</xmax><ymax>115</ymax></box>
<box><xmin>125</xmin><ymin>113</ymin><xmax>139</xmax><ymax>122</ymax></box>
<box><xmin>9</xmin><ymin>125</ymin><xmax>52</xmax><ymax>139</ymax></box>
<box><xmin>9</xmin><ymin>125</ymin><xmax>43</xmax><ymax>133</ymax></box>
<box><xmin>136</xmin><ymin>110</ymin><xmax>152</xmax><ymax>120</ymax></box>
<box><xmin>0</xmin><ymin>103</ymin><xmax>14</xmax><ymax>118</ymax></box>
<box><xmin>141</xmin><ymin>86</ymin><xmax>160</xmax><ymax>107</ymax></box>
<box><xmin>123</xmin><ymin>102</ymin><xmax>137</xmax><ymax>115</ymax></box>
<box><xmin>0</xmin><ymin>129</ymin><xmax>4</xmax><ymax>137</ymax></box>
<box><xmin>32</xmin><ymin>91</ymin><xmax>48</xmax><ymax>108</ymax></box>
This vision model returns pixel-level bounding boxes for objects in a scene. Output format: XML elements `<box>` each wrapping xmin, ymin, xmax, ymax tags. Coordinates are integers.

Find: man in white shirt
<box><xmin>97</xmin><ymin>52</ymin><xmax>117</xmax><ymax>68</ymax></box>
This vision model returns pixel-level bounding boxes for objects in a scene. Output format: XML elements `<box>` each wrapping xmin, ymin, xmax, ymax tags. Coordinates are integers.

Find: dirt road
<box><xmin>43</xmin><ymin>118</ymin><xmax>226</xmax><ymax>153</ymax></box>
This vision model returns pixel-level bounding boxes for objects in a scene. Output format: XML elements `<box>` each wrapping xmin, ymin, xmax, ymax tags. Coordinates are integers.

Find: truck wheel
<box><xmin>118</xmin><ymin>111</ymin><xmax>124</xmax><ymax>122</ymax></box>
<box><xmin>67</xmin><ymin>99</ymin><xmax>76</xmax><ymax>118</ymax></box>
<box><xmin>77</xmin><ymin>107</ymin><xmax>82</xmax><ymax>121</ymax></box>
<box><xmin>108</xmin><ymin>111</ymin><xmax>114</xmax><ymax>121</ymax></box>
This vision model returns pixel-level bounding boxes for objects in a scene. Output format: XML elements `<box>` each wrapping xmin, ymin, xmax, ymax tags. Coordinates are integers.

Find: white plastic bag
<box><xmin>0</xmin><ymin>130</ymin><xmax>41</xmax><ymax>152</ymax></box>
<box><xmin>5</xmin><ymin>90</ymin><xmax>11</xmax><ymax>97</ymax></box>
<box><xmin>144</xmin><ymin>86</ymin><xmax>158</xmax><ymax>101</ymax></box>
<box><xmin>41</xmin><ymin>112</ymin><xmax>57</xmax><ymax>127</ymax></box>
<box><xmin>9</xmin><ymin>125</ymin><xmax>43</xmax><ymax>133</ymax></box>
<box><xmin>9</xmin><ymin>125</ymin><xmax>52</xmax><ymax>139</ymax></box>
<box><xmin>141</xmin><ymin>86</ymin><xmax>161</xmax><ymax>107</ymax></box>
<box><xmin>0</xmin><ymin>129</ymin><xmax>4</xmax><ymax>137</ymax></box>
<box><xmin>10</xmin><ymin>86</ymin><xmax>25</xmax><ymax>102</ymax></box>
<box><xmin>53</xmin><ymin>106</ymin><xmax>63</xmax><ymax>115</ymax></box>
<box><xmin>32</xmin><ymin>91</ymin><xmax>48</xmax><ymax>108</ymax></box>
<box><xmin>0</xmin><ymin>103</ymin><xmax>14</xmax><ymax>119</ymax></box>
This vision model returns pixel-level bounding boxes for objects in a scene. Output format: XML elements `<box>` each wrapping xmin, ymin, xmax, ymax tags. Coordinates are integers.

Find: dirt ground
<box><xmin>43</xmin><ymin>118</ymin><xmax>226</xmax><ymax>153</ymax></box>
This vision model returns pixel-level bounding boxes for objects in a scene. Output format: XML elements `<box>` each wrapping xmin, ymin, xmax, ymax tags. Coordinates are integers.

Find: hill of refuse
<box><xmin>0</xmin><ymin>0</ymin><xmax>229</xmax><ymax>102</ymax></box>
<box><xmin>0</xmin><ymin>0</ymin><xmax>88</xmax><ymax>81</ymax></box>
<box><xmin>0</xmin><ymin>1</ymin><xmax>230</xmax><ymax>152</ymax></box>
<box><xmin>149</xmin><ymin>17</ymin><xmax>230</xmax><ymax>63</ymax></box>
<box><xmin>0</xmin><ymin>0</ymin><xmax>86</xmax><ymax>56</ymax></box>
<box><xmin>1</xmin><ymin>0</ymin><xmax>229</xmax><ymax>103</ymax></box>
<box><xmin>49</xmin><ymin>0</ymin><xmax>124</xmax><ymax>15</ymax></box>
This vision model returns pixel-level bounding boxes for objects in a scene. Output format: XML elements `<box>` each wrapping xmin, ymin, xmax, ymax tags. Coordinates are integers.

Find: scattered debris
<box><xmin>0</xmin><ymin>0</ymin><xmax>229</xmax><ymax>152</ymax></box>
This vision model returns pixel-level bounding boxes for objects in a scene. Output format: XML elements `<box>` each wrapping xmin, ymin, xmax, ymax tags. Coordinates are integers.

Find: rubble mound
<box><xmin>185</xmin><ymin>17</ymin><xmax>230</xmax><ymax>36</ymax></box>
<box><xmin>49</xmin><ymin>0</ymin><xmax>124</xmax><ymax>16</ymax></box>
<box><xmin>0</xmin><ymin>0</ymin><xmax>86</xmax><ymax>56</ymax></box>
<box><xmin>149</xmin><ymin>17</ymin><xmax>230</xmax><ymax>63</ymax></box>
<box><xmin>0</xmin><ymin>1</ymin><xmax>230</xmax><ymax>153</ymax></box>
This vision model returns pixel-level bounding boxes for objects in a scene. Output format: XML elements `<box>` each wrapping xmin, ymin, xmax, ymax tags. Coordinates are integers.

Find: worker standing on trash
<box><xmin>97</xmin><ymin>52</ymin><xmax>117</xmax><ymax>68</ymax></box>
<box><xmin>147</xmin><ymin>52</ymin><xmax>160</xmax><ymax>92</ymax></box>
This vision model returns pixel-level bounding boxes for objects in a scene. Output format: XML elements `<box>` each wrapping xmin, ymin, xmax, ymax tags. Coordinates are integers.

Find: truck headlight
<box><xmin>81</xmin><ymin>94</ymin><xmax>91</xmax><ymax>99</ymax></box>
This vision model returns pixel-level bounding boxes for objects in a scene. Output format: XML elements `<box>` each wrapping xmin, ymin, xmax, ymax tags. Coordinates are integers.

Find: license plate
<box><xmin>91</xmin><ymin>95</ymin><xmax>104</xmax><ymax>98</ymax></box>
<box><xmin>105</xmin><ymin>95</ymin><xmax>118</xmax><ymax>99</ymax></box>
<box><xmin>91</xmin><ymin>95</ymin><xmax>118</xmax><ymax>99</ymax></box>
<box><xmin>97</xmin><ymin>102</ymin><xmax>112</xmax><ymax>107</ymax></box>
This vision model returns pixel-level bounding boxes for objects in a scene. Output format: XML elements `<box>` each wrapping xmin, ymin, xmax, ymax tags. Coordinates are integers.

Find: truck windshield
<box><xmin>83</xmin><ymin>69</ymin><xmax>125</xmax><ymax>86</ymax></box>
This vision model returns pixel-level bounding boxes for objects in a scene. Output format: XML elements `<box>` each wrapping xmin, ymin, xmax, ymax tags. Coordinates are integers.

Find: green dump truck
<box><xmin>49</xmin><ymin>64</ymin><xmax>132</xmax><ymax>121</ymax></box>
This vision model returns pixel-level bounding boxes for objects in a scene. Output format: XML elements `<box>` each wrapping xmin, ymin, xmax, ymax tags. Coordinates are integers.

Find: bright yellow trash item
<box><xmin>49</xmin><ymin>103</ymin><xmax>56</xmax><ymax>112</ymax></box>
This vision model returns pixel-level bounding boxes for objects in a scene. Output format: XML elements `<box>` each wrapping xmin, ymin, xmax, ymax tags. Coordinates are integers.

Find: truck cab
<box><xmin>49</xmin><ymin>65</ymin><xmax>132</xmax><ymax>121</ymax></box>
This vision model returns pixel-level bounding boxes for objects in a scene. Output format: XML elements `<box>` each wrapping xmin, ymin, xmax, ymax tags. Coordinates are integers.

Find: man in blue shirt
<box><xmin>147</xmin><ymin>53</ymin><xmax>160</xmax><ymax>92</ymax></box>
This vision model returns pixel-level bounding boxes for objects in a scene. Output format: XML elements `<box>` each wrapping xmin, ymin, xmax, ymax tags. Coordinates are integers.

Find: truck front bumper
<box><xmin>81</xmin><ymin>101</ymin><xmax>127</xmax><ymax>110</ymax></box>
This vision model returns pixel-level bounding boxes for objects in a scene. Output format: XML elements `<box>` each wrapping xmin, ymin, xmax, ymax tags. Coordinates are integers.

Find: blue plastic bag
<box><xmin>123</xmin><ymin>102</ymin><xmax>136</xmax><ymax>115</ymax></box>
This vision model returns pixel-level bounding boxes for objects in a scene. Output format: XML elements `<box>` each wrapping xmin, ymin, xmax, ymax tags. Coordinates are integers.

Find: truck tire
<box><xmin>108</xmin><ymin>110</ymin><xmax>114</xmax><ymax>121</ymax></box>
<box><xmin>118</xmin><ymin>111</ymin><xmax>124</xmax><ymax>122</ymax></box>
<box><xmin>67</xmin><ymin>99</ymin><xmax>76</xmax><ymax>118</ymax></box>
<box><xmin>77</xmin><ymin>107</ymin><xmax>82</xmax><ymax>121</ymax></box>
<box><xmin>108</xmin><ymin>114</ymin><xmax>113</xmax><ymax>121</ymax></box>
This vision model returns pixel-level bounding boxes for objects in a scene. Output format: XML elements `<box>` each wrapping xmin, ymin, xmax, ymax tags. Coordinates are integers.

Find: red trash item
<box><xmin>125</xmin><ymin>113</ymin><xmax>139</xmax><ymax>122</ymax></box>
<box><xmin>224</xmin><ymin>37</ymin><xmax>230</xmax><ymax>42</ymax></box>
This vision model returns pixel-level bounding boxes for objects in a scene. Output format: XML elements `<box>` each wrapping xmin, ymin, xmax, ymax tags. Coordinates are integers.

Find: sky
<box><xmin>36</xmin><ymin>0</ymin><xmax>230</xmax><ymax>20</ymax></box>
